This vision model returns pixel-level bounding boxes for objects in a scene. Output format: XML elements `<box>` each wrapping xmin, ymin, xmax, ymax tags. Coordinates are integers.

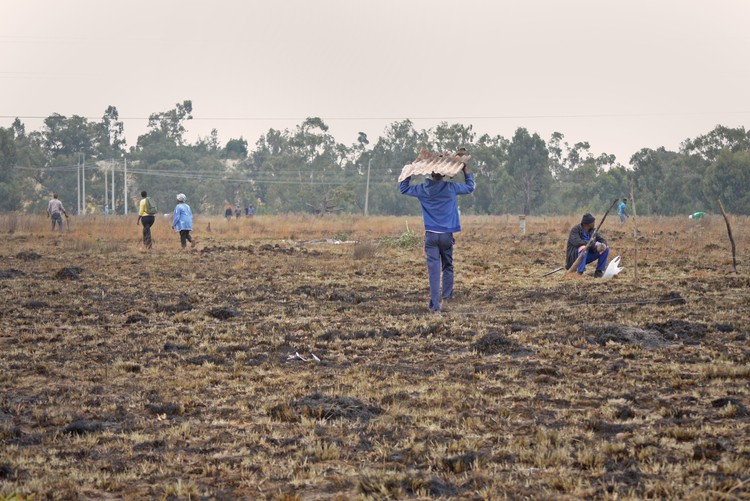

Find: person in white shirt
<box><xmin>47</xmin><ymin>193</ymin><xmax>68</xmax><ymax>233</ymax></box>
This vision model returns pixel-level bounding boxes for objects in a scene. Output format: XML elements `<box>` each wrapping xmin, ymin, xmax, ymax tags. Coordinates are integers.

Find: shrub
<box><xmin>379</xmin><ymin>228</ymin><xmax>419</xmax><ymax>249</ymax></box>
<box><xmin>352</xmin><ymin>242</ymin><xmax>378</xmax><ymax>260</ymax></box>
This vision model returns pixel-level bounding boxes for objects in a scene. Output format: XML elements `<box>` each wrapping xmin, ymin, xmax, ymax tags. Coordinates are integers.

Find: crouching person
<box><xmin>566</xmin><ymin>213</ymin><xmax>609</xmax><ymax>277</ymax></box>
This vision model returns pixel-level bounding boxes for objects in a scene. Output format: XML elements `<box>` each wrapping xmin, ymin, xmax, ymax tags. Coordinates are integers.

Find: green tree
<box><xmin>92</xmin><ymin>105</ymin><xmax>126</xmax><ymax>158</ymax></box>
<box><xmin>139</xmin><ymin>100</ymin><xmax>193</xmax><ymax>147</ymax></box>
<box><xmin>467</xmin><ymin>133</ymin><xmax>509</xmax><ymax>214</ymax></box>
<box><xmin>42</xmin><ymin>114</ymin><xmax>94</xmax><ymax>158</ymax></box>
<box><xmin>0</xmin><ymin>127</ymin><xmax>21</xmax><ymax>211</ymax></box>
<box><xmin>506</xmin><ymin>128</ymin><xmax>551</xmax><ymax>215</ymax></box>
<box><xmin>547</xmin><ymin>132</ymin><xmax>594</xmax><ymax>181</ymax></box>
<box><xmin>630</xmin><ymin>147</ymin><xmax>676</xmax><ymax>214</ymax></box>
<box><xmin>223</xmin><ymin>137</ymin><xmax>248</xmax><ymax>159</ymax></box>
<box><xmin>368</xmin><ymin>120</ymin><xmax>427</xmax><ymax>215</ymax></box>
<box><xmin>429</xmin><ymin>122</ymin><xmax>476</xmax><ymax>153</ymax></box>
<box><xmin>11</xmin><ymin>118</ymin><xmax>25</xmax><ymax>139</ymax></box>
<box><xmin>681</xmin><ymin>125</ymin><xmax>750</xmax><ymax>162</ymax></box>
<box><xmin>703</xmin><ymin>149</ymin><xmax>750</xmax><ymax>214</ymax></box>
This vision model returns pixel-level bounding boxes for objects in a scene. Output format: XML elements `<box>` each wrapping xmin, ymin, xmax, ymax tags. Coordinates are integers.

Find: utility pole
<box><xmin>104</xmin><ymin>162</ymin><xmax>108</xmax><ymax>214</ymax></box>
<box><xmin>364</xmin><ymin>158</ymin><xmax>371</xmax><ymax>216</ymax></box>
<box><xmin>123</xmin><ymin>158</ymin><xmax>128</xmax><ymax>215</ymax></box>
<box><xmin>111</xmin><ymin>161</ymin><xmax>115</xmax><ymax>214</ymax></box>
<box><xmin>76</xmin><ymin>156</ymin><xmax>81</xmax><ymax>215</ymax></box>
<box><xmin>82</xmin><ymin>154</ymin><xmax>86</xmax><ymax>215</ymax></box>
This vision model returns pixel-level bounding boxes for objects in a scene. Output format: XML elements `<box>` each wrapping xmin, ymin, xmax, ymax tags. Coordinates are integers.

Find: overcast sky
<box><xmin>2</xmin><ymin>0</ymin><xmax>749</xmax><ymax>166</ymax></box>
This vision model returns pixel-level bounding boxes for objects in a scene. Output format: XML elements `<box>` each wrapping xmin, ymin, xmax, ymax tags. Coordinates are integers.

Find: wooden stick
<box><xmin>717</xmin><ymin>199</ymin><xmax>738</xmax><ymax>274</ymax></box>
<box><xmin>564</xmin><ymin>198</ymin><xmax>619</xmax><ymax>277</ymax></box>
<box><xmin>542</xmin><ymin>266</ymin><xmax>564</xmax><ymax>277</ymax></box>
<box><xmin>630</xmin><ymin>178</ymin><xmax>638</xmax><ymax>284</ymax></box>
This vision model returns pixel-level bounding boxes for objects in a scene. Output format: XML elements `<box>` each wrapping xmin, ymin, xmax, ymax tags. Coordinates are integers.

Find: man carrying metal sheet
<box><xmin>400</xmin><ymin>163</ymin><xmax>475</xmax><ymax>313</ymax></box>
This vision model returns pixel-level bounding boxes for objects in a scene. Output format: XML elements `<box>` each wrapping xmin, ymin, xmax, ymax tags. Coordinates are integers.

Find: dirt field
<box><xmin>1</xmin><ymin>213</ymin><xmax>748</xmax><ymax>499</ymax></box>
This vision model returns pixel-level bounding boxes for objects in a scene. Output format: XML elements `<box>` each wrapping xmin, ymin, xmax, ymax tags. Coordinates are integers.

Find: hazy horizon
<box><xmin>2</xmin><ymin>0</ymin><xmax>749</xmax><ymax>165</ymax></box>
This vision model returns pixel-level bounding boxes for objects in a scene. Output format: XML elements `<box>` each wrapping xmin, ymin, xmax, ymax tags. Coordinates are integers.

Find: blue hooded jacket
<box><xmin>172</xmin><ymin>202</ymin><xmax>193</xmax><ymax>231</ymax></box>
<box><xmin>400</xmin><ymin>173</ymin><xmax>475</xmax><ymax>233</ymax></box>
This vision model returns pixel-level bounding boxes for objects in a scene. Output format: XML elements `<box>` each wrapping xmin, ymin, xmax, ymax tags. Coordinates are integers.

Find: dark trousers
<box><xmin>141</xmin><ymin>215</ymin><xmax>155</xmax><ymax>248</ymax></box>
<box><xmin>425</xmin><ymin>232</ymin><xmax>454</xmax><ymax>311</ymax></box>
<box><xmin>179</xmin><ymin>230</ymin><xmax>193</xmax><ymax>248</ymax></box>
<box><xmin>577</xmin><ymin>246</ymin><xmax>610</xmax><ymax>273</ymax></box>
<box><xmin>51</xmin><ymin>213</ymin><xmax>63</xmax><ymax>232</ymax></box>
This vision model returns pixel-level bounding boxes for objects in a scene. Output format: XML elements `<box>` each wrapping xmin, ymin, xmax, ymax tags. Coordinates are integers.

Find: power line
<box><xmin>3</xmin><ymin>111</ymin><xmax>750</xmax><ymax>122</ymax></box>
<box><xmin>12</xmin><ymin>164</ymin><xmax>398</xmax><ymax>186</ymax></box>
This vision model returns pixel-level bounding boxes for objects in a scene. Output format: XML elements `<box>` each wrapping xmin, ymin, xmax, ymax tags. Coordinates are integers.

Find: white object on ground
<box><xmin>286</xmin><ymin>352</ymin><xmax>320</xmax><ymax>363</ymax></box>
<box><xmin>602</xmin><ymin>255</ymin><xmax>623</xmax><ymax>279</ymax></box>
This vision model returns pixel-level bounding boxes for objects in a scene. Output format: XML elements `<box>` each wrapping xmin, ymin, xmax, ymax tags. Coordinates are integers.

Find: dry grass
<box><xmin>0</xmin><ymin>213</ymin><xmax>748</xmax><ymax>499</ymax></box>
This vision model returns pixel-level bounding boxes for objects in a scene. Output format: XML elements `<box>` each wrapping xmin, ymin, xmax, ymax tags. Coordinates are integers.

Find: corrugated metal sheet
<box><xmin>398</xmin><ymin>149</ymin><xmax>470</xmax><ymax>182</ymax></box>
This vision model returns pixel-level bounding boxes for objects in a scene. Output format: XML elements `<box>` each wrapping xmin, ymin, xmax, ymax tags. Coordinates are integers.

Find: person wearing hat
<box><xmin>172</xmin><ymin>193</ymin><xmax>195</xmax><ymax>249</ymax></box>
<box><xmin>400</xmin><ymin>163</ymin><xmax>475</xmax><ymax>313</ymax></box>
<box><xmin>566</xmin><ymin>213</ymin><xmax>609</xmax><ymax>277</ymax></box>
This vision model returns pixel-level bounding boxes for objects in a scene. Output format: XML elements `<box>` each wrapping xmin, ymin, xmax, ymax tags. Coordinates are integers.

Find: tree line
<box><xmin>1</xmin><ymin>100</ymin><xmax>748</xmax><ymax>216</ymax></box>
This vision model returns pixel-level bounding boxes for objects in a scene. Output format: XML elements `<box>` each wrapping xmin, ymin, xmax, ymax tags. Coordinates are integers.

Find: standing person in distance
<box><xmin>47</xmin><ymin>193</ymin><xmax>68</xmax><ymax>233</ymax></box>
<box><xmin>618</xmin><ymin>198</ymin><xmax>628</xmax><ymax>225</ymax></box>
<box><xmin>400</xmin><ymin>163</ymin><xmax>475</xmax><ymax>313</ymax></box>
<box><xmin>137</xmin><ymin>190</ymin><xmax>157</xmax><ymax>249</ymax></box>
<box><xmin>172</xmin><ymin>193</ymin><xmax>195</xmax><ymax>250</ymax></box>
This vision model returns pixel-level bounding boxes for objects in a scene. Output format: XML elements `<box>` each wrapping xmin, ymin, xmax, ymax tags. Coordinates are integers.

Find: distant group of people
<box><xmin>50</xmin><ymin>191</ymin><xmax>257</xmax><ymax>250</ymax></box>
<box><xmin>225</xmin><ymin>202</ymin><xmax>254</xmax><ymax>220</ymax></box>
<box><xmin>46</xmin><ymin>172</ymin><xmax>633</xmax><ymax>313</ymax></box>
<box><xmin>136</xmin><ymin>191</ymin><xmax>194</xmax><ymax>250</ymax></box>
<box><xmin>137</xmin><ymin>194</ymin><xmax>256</xmax><ymax>250</ymax></box>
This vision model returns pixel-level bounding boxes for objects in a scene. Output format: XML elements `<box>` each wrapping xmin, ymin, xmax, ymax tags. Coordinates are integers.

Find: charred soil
<box><xmin>0</xmin><ymin>214</ymin><xmax>748</xmax><ymax>499</ymax></box>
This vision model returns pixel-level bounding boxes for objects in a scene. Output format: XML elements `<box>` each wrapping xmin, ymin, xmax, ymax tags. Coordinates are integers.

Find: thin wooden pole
<box><xmin>717</xmin><ymin>199</ymin><xmax>738</xmax><ymax>274</ymax></box>
<box><xmin>630</xmin><ymin>178</ymin><xmax>638</xmax><ymax>284</ymax></box>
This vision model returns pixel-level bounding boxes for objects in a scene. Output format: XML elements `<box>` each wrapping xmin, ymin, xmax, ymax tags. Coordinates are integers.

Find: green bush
<box><xmin>379</xmin><ymin>228</ymin><xmax>419</xmax><ymax>249</ymax></box>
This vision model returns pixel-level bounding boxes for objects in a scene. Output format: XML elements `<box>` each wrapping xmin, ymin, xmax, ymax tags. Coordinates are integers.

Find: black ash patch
<box><xmin>472</xmin><ymin>331</ymin><xmax>533</xmax><ymax>357</ymax></box>
<box><xmin>645</xmin><ymin>320</ymin><xmax>707</xmax><ymax>345</ymax></box>
<box><xmin>55</xmin><ymin>267</ymin><xmax>84</xmax><ymax>280</ymax></box>
<box><xmin>591</xmin><ymin>325</ymin><xmax>670</xmax><ymax>348</ymax></box>
<box><xmin>208</xmin><ymin>307</ymin><xmax>239</xmax><ymax>320</ymax></box>
<box><xmin>0</xmin><ymin>269</ymin><xmax>25</xmax><ymax>279</ymax></box>
<box><xmin>16</xmin><ymin>251</ymin><xmax>42</xmax><ymax>261</ymax></box>
<box><xmin>269</xmin><ymin>392</ymin><xmax>383</xmax><ymax>422</ymax></box>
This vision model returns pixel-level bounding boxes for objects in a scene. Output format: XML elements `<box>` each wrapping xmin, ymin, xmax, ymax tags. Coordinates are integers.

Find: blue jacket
<box><xmin>172</xmin><ymin>203</ymin><xmax>193</xmax><ymax>231</ymax></box>
<box><xmin>618</xmin><ymin>201</ymin><xmax>627</xmax><ymax>215</ymax></box>
<box><xmin>400</xmin><ymin>173</ymin><xmax>475</xmax><ymax>233</ymax></box>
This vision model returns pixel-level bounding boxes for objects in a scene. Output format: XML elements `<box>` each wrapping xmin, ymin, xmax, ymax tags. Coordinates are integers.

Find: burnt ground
<box><xmin>0</xmin><ymin>215</ymin><xmax>749</xmax><ymax>499</ymax></box>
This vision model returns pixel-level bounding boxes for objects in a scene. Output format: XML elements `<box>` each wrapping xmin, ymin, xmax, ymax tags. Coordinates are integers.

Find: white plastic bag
<box><xmin>602</xmin><ymin>255</ymin><xmax>623</xmax><ymax>279</ymax></box>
